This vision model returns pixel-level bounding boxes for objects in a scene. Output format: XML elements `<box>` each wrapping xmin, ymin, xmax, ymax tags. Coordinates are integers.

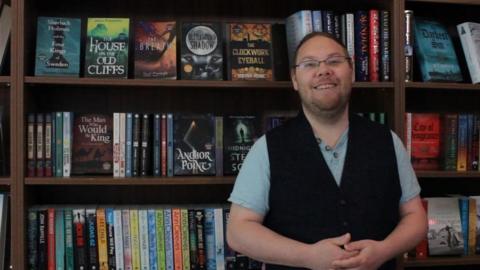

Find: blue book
<box><xmin>414</xmin><ymin>17</ymin><xmax>463</xmax><ymax>82</ymax></box>
<box><xmin>458</xmin><ymin>197</ymin><xmax>469</xmax><ymax>255</ymax></box>
<box><xmin>126</xmin><ymin>113</ymin><xmax>133</xmax><ymax>177</ymax></box>
<box><xmin>354</xmin><ymin>10</ymin><xmax>369</xmax><ymax>81</ymax></box>
<box><xmin>163</xmin><ymin>209</ymin><xmax>174</xmax><ymax>270</ymax></box>
<box><xmin>106</xmin><ymin>208</ymin><xmax>116</xmax><ymax>270</ymax></box>
<box><xmin>35</xmin><ymin>17</ymin><xmax>81</xmax><ymax>76</ymax></box>
<box><xmin>204</xmin><ymin>208</ymin><xmax>216</xmax><ymax>270</ymax></box>
<box><xmin>55</xmin><ymin>209</ymin><xmax>65</xmax><ymax>270</ymax></box>
<box><xmin>147</xmin><ymin>209</ymin><xmax>158</xmax><ymax>270</ymax></box>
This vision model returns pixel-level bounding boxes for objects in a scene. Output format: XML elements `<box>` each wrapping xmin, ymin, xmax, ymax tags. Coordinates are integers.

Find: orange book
<box><xmin>96</xmin><ymin>208</ymin><xmax>109</xmax><ymax>270</ymax></box>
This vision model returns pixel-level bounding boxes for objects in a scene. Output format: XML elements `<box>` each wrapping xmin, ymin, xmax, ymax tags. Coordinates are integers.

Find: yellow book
<box><xmin>130</xmin><ymin>209</ymin><xmax>141</xmax><ymax>270</ymax></box>
<box><xmin>96</xmin><ymin>208</ymin><xmax>109</xmax><ymax>270</ymax></box>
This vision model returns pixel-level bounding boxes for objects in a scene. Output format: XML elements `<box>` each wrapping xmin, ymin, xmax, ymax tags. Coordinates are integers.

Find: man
<box><xmin>226</xmin><ymin>32</ymin><xmax>427</xmax><ymax>270</ymax></box>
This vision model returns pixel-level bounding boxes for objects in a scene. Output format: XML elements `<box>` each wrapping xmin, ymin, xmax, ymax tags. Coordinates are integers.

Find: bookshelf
<box><xmin>4</xmin><ymin>0</ymin><xmax>480</xmax><ymax>269</ymax></box>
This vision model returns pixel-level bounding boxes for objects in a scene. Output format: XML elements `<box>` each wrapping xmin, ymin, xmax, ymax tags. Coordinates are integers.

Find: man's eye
<box><xmin>302</xmin><ymin>62</ymin><xmax>318</xmax><ymax>68</ymax></box>
<box><xmin>326</xmin><ymin>57</ymin><xmax>344</xmax><ymax>65</ymax></box>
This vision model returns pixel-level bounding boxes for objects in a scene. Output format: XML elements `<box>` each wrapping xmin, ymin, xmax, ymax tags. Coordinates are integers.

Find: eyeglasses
<box><xmin>294</xmin><ymin>56</ymin><xmax>351</xmax><ymax>71</ymax></box>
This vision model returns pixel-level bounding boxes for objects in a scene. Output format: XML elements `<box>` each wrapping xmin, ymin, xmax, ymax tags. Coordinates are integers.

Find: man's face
<box><xmin>291</xmin><ymin>36</ymin><xmax>353</xmax><ymax>119</ymax></box>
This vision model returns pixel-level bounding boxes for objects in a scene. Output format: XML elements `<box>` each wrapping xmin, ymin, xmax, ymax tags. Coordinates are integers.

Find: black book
<box><xmin>86</xmin><ymin>209</ymin><xmax>99</xmax><ymax>270</ymax></box>
<box><xmin>37</xmin><ymin>209</ymin><xmax>48</xmax><ymax>270</ymax></box>
<box><xmin>132</xmin><ymin>114</ymin><xmax>141</xmax><ymax>177</ymax></box>
<box><xmin>223</xmin><ymin>116</ymin><xmax>258</xmax><ymax>175</ymax></box>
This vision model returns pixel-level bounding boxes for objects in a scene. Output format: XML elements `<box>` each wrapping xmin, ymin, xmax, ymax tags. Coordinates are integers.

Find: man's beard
<box><xmin>303</xmin><ymin>92</ymin><xmax>350</xmax><ymax>122</ymax></box>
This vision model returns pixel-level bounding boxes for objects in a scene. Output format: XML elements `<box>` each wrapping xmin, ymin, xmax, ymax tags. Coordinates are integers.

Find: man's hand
<box><xmin>304</xmin><ymin>233</ymin><xmax>359</xmax><ymax>270</ymax></box>
<box><xmin>331</xmin><ymin>239</ymin><xmax>387</xmax><ymax>270</ymax></box>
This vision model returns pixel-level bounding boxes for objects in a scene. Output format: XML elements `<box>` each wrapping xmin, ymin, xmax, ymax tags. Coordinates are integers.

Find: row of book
<box><xmin>404</xmin><ymin>11</ymin><xmax>480</xmax><ymax>84</ymax></box>
<box><xmin>411</xmin><ymin>196</ymin><xmax>480</xmax><ymax>258</ymax></box>
<box><xmin>26</xmin><ymin>111</ymin><xmax>387</xmax><ymax>178</ymax></box>
<box><xmin>286</xmin><ymin>9</ymin><xmax>390</xmax><ymax>82</ymax></box>
<box><xmin>405</xmin><ymin>113</ymin><xmax>479</xmax><ymax>171</ymax></box>
<box><xmin>27</xmin><ymin>206</ymin><xmax>260</xmax><ymax>270</ymax></box>
<box><xmin>34</xmin><ymin>17</ymin><xmax>286</xmax><ymax>81</ymax></box>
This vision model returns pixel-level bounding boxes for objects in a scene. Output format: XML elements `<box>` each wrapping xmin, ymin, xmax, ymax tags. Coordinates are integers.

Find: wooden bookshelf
<box><xmin>24</xmin><ymin>176</ymin><xmax>235</xmax><ymax>185</ymax></box>
<box><xmin>404</xmin><ymin>256</ymin><xmax>480</xmax><ymax>267</ymax></box>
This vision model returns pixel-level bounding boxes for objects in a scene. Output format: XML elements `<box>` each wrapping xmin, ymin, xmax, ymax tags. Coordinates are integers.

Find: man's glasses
<box><xmin>293</xmin><ymin>56</ymin><xmax>351</xmax><ymax>71</ymax></box>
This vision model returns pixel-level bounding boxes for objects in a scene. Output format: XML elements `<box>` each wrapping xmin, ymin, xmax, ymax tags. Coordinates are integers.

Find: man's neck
<box><xmin>303</xmin><ymin>107</ymin><xmax>349</xmax><ymax>148</ymax></box>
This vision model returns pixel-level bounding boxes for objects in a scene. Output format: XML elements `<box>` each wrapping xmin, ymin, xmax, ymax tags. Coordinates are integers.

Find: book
<box><xmin>414</xmin><ymin>17</ymin><xmax>463</xmax><ymax>82</ymax></box>
<box><xmin>173</xmin><ymin>114</ymin><xmax>216</xmax><ymax>175</ymax></box>
<box><xmin>410</xmin><ymin>113</ymin><xmax>441</xmax><ymax>170</ymax></box>
<box><xmin>72</xmin><ymin>114</ymin><xmax>113</xmax><ymax>175</ymax></box>
<box><xmin>457</xmin><ymin>22</ymin><xmax>480</xmax><ymax>84</ymax></box>
<box><xmin>85</xmin><ymin>18</ymin><xmax>130</xmax><ymax>78</ymax></box>
<box><xmin>354</xmin><ymin>10</ymin><xmax>369</xmax><ymax>82</ymax></box>
<box><xmin>404</xmin><ymin>10</ymin><xmax>414</xmax><ymax>82</ymax></box>
<box><xmin>180</xmin><ymin>22</ymin><xmax>223</xmax><ymax>80</ymax></box>
<box><xmin>34</xmin><ymin>17</ymin><xmax>81</xmax><ymax>76</ymax></box>
<box><xmin>223</xmin><ymin>116</ymin><xmax>258</xmax><ymax>175</ymax></box>
<box><xmin>227</xmin><ymin>23</ymin><xmax>273</xmax><ymax>80</ymax></box>
<box><xmin>426</xmin><ymin>197</ymin><xmax>464</xmax><ymax>255</ymax></box>
<box><xmin>73</xmin><ymin>209</ymin><xmax>87</xmax><ymax>270</ymax></box>
<box><xmin>0</xmin><ymin>4</ymin><xmax>11</xmax><ymax>71</ymax></box>
<box><xmin>134</xmin><ymin>21</ymin><xmax>177</xmax><ymax>79</ymax></box>
<box><xmin>285</xmin><ymin>10</ymin><xmax>313</xmax><ymax>67</ymax></box>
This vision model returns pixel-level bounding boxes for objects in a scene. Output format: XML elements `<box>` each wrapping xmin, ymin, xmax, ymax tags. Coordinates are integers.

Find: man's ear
<box><xmin>291</xmin><ymin>69</ymin><xmax>299</xmax><ymax>91</ymax></box>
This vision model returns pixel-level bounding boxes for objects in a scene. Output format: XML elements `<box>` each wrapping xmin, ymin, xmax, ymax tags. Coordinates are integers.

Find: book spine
<box><xmin>285</xmin><ymin>10</ymin><xmax>312</xmax><ymax>66</ymax></box>
<box><xmin>36</xmin><ymin>113</ymin><xmax>45</xmax><ymax>177</ymax></box>
<box><xmin>86</xmin><ymin>208</ymin><xmax>99</xmax><ymax>270</ymax></box>
<box><xmin>73</xmin><ymin>209</ymin><xmax>87</xmax><ymax>270</ymax></box>
<box><xmin>126</xmin><ymin>113</ymin><xmax>133</xmax><ymax>177</ymax></box>
<box><xmin>404</xmin><ymin>113</ymin><xmax>412</xmax><ymax>158</ymax></box>
<box><xmin>188</xmin><ymin>210</ymin><xmax>198</xmax><ymax>270</ymax></box>
<box><xmin>180</xmin><ymin>209</ymin><xmax>191</xmax><ymax>270</ymax></box>
<box><xmin>368</xmin><ymin>9</ymin><xmax>380</xmax><ymax>82</ymax></box>
<box><xmin>345</xmin><ymin>13</ymin><xmax>355</xmax><ymax>80</ymax></box>
<box><xmin>164</xmin><ymin>209</ymin><xmax>174</xmax><ymax>270</ymax></box>
<box><xmin>194</xmin><ymin>210</ymin><xmax>206</xmax><ymax>270</ymax></box>
<box><xmin>113</xmin><ymin>209</ymin><xmax>125</xmax><ymax>270</ymax></box>
<box><xmin>457</xmin><ymin>23</ymin><xmax>480</xmax><ymax>84</ymax></box>
<box><xmin>38</xmin><ymin>209</ymin><xmax>48</xmax><ymax>270</ymax></box>
<box><xmin>113</xmin><ymin>113</ymin><xmax>120</xmax><ymax>177</ymax></box>
<box><xmin>63</xmin><ymin>112</ymin><xmax>72</xmax><ymax>177</ymax></box>
<box><xmin>27</xmin><ymin>113</ymin><xmax>36</xmax><ymax>177</ymax></box>
<box><xmin>156</xmin><ymin>209</ymin><xmax>167</xmax><ymax>270</ymax></box>
<box><xmin>51</xmin><ymin>112</ymin><xmax>56</xmax><ymax>176</ymax></box>
<box><xmin>153</xmin><ymin>114</ymin><xmax>161</xmax><ymax>176</ymax></box>
<box><xmin>147</xmin><ymin>209</ymin><xmax>158</xmax><ymax>270</ymax></box>
<box><xmin>140</xmin><ymin>114</ymin><xmax>151</xmax><ymax>176</ymax></box>
<box><xmin>215</xmin><ymin>116</ymin><xmax>223</xmax><ymax>176</ymax></box>
<box><xmin>322</xmin><ymin>10</ymin><xmax>335</xmax><ymax>35</ymax></box>
<box><xmin>106</xmin><ymin>208</ymin><xmax>116</xmax><ymax>270</ymax></box>
<box><xmin>132</xmin><ymin>114</ymin><xmax>141</xmax><ymax>177</ymax></box>
<box><xmin>459</xmin><ymin>198</ymin><xmax>469</xmax><ymax>255</ymax></box>
<box><xmin>167</xmin><ymin>114</ymin><xmax>173</xmax><ymax>177</ymax></box>
<box><xmin>28</xmin><ymin>209</ymin><xmax>39</xmax><ymax>270</ymax></box>
<box><xmin>138</xmin><ymin>209</ymin><xmax>150</xmax><ymax>270</ymax></box>
<box><xmin>47</xmin><ymin>208</ymin><xmax>56</xmax><ymax>270</ymax></box>
<box><xmin>354</xmin><ymin>10</ymin><xmax>369</xmax><ymax>82</ymax></box>
<box><xmin>97</xmin><ymin>208</ymin><xmax>109</xmax><ymax>270</ymax></box>
<box><xmin>161</xmin><ymin>114</ymin><xmax>167</xmax><ymax>177</ymax></box>
<box><xmin>130</xmin><ymin>209</ymin><xmax>141</xmax><ymax>270</ymax></box>
<box><xmin>404</xmin><ymin>10</ymin><xmax>414</xmax><ymax>82</ymax></box>
<box><xmin>55</xmin><ymin>208</ymin><xmax>65</xmax><ymax>270</ymax></box>
<box><xmin>122</xmin><ymin>209</ymin><xmax>133</xmax><ymax>270</ymax></box>
<box><xmin>55</xmin><ymin>112</ymin><xmax>63</xmax><ymax>177</ymax></box>
<box><xmin>312</xmin><ymin>10</ymin><xmax>322</xmax><ymax>32</ymax></box>
<box><xmin>379</xmin><ymin>10</ymin><xmax>390</xmax><ymax>81</ymax></box>
<box><xmin>45</xmin><ymin>113</ymin><xmax>53</xmax><ymax>177</ymax></box>
<box><xmin>214</xmin><ymin>209</ymin><xmax>224</xmax><ymax>270</ymax></box>
<box><xmin>172</xmin><ymin>209</ymin><xmax>183</xmax><ymax>270</ymax></box>
<box><xmin>443</xmin><ymin>114</ymin><xmax>458</xmax><ymax>171</ymax></box>
<box><xmin>204</xmin><ymin>209</ymin><xmax>216</xmax><ymax>270</ymax></box>
<box><xmin>469</xmin><ymin>198</ymin><xmax>477</xmax><ymax>255</ymax></box>
<box><xmin>458</xmin><ymin>114</ymin><xmax>469</xmax><ymax>171</ymax></box>
<box><xmin>120</xmin><ymin>113</ymin><xmax>126</xmax><ymax>177</ymax></box>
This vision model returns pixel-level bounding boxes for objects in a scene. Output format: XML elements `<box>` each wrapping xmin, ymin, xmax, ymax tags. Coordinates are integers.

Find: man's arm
<box><xmin>227</xmin><ymin>203</ymin><xmax>358</xmax><ymax>270</ymax></box>
<box><xmin>332</xmin><ymin>195</ymin><xmax>428</xmax><ymax>269</ymax></box>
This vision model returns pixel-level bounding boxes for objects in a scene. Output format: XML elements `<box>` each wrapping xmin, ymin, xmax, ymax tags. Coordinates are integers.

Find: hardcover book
<box><xmin>227</xmin><ymin>23</ymin><xmax>273</xmax><ymax>80</ymax></box>
<box><xmin>85</xmin><ymin>18</ymin><xmax>129</xmax><ymax>78</ymax></box>
<box><xmin>414</xmin><ymin>17</ymin><xmax>463</xmax><ymax>82</ymax></box>
<box><xmin>134</xmin><ymin>21</ymin><xmax>177</xmax><ymax>79</ymax></box>
<box><xmin>408</xmin><ymin>113</ymin><xmax>441</xmax><ymax>170</ymax></box>
<box><xmin>34</xmin><ymin>17</ymin><xmax>81</xmax><ymax>76</ymax></box>
<box><xmin>457</xmin><ymin>22</ymin><xmax>480</xmax><ymax>84</ymax></box>
<box><xmin>71</xmin><ymin>114</ymin><xmax>113</xmax><ymax>175</ymax></box>
<box><xmin>223</xmin><ymin>116</ymin><xmax>258</xmax><ymax>175</ymax></box>
<box><xmin>174</xmin><ymin>114</ymin><xmax>216</xmax><ymax>175</ymax></box>
<box><xmin>180</xmin><ymin>22</ymin><xmax>223</xmax><ymax>80</ymax></box>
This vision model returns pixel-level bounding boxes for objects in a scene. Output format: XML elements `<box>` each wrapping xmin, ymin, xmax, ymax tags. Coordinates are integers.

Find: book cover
<box><xmin>34</xmin><ymin>17</ymin><xmax>81</xmax><ymax>76</ymax></box>
<box><xmin>223</xmin><ymin>116</ymin><xmax>258</xmax><ymax>175</ymax></box>
<box><xmin>427</xmin><ymin>197</ymin><xmax>464</xmax><ymax>255</ymax></box>
<box><xmin>85</xmin><ymin>18</ymin><xmax>129</xmax><ymax>78</ymax></box>
<box><xmin>411</xmin><ymin>113</ymin><xmax>441</xmax><ymax>170</ymax></box>
<box><xmin>174</xmin><ymin>114</ymin><xmax>216</xmax><ymax>175</ymax></box>
<box><xmin>134</xmin><ymin>21</ymin><xmax>177</xmax><ymax>79</ymax></box>
<box><xmin>457</xmin><ymin>22</ymin><xmax>480</xmax><ymax>84</ymax></box>
<box><xmin>180</xmin><ymin>22</ymin><xmax>223</xmax><ymax>80</ymax></box>
<box><xmin>227</xmin><ymin>23</ymin><xmax>273</xmax><ymax>80</ymax></box>
<box><xmin>414</xmin><ymin>17</ymin><xmax>463</xmax><ymax>82</ymax></box>
<box><xmin>72</xmin><ymin>114</ymin><xmax>113</xmax><ymax>175</ymax></box>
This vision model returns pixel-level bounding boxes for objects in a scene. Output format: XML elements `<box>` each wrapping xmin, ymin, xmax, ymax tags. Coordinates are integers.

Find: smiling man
<box><xmin>226</xmin><ymin>32</ymin><xmax>427</xmax><ymax>270</ymax></box>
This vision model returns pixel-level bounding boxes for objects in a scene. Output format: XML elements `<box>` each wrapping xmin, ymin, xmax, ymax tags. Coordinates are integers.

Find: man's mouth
<box><xmin>313</xmin><ymin>83</ymin><xmax>336</xmax><ymax>90</ymax></box>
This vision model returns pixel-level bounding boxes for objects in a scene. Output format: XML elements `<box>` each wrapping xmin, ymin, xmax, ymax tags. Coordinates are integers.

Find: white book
<box><xmin>114</xmin><ymin>209</ymin><xmax>125</xmax><ymax>270</ymax></box>
<box><xmin>457</xmin><ymin>22</ymin><xmax>480</xmax><ymax>84</ymax></box>
<box><xmin>345</xmin><ymin>13</ymin><xmax>355</xmax><ymax>80</ymax></box>
<box><xmin>138</xmin><ymin>209</ymin><xmax>150</xmax><ymax>270</ymax></box>
<box><xmin>119</xmin><ymin>113</ymin><xmax>126</xmax><ymax>177</ymax></box>
<box><xmin>214</xmin><ymin>208</ymin><xmax>225</xmax><ymax>270</ymax></box>
<box><xmin>0</xmin><ymin>4</ymin><xmax>11</xmax><ymax>69</ymax></box>
<box><xmin>63</xmin><ymin>112</ymin><xmax>72</xmax><ymax>177</ymax></box>
<box><xmin>122</xmin><ymin>209</ymin><xmax>133</xmax><ymax>270</ymax></box>
<box><xmin>113</xmin><ymin>113</ymin><xmax>120</xmax><ymax>177</ymax></box>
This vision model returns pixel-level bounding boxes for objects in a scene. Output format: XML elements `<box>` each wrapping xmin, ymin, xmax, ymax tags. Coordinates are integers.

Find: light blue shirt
<box><xmin>228</xmin><ymin>129</ymin><xmax>421</xmax><ymax>216</ymax></box>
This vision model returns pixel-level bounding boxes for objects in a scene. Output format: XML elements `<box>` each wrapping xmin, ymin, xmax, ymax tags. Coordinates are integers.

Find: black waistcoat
<box><xmin>264</xmin><ymin>111</ymin><xmax>401</xmax><ymax>270</ymax></box>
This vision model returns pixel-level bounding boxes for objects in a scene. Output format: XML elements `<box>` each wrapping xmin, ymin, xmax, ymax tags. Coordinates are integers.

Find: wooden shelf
<box><xmin>0</xmin><ymin>76</ymin><xmax>10</xmax><ymax>84</ymax></box>
<box><xmin>416</xmin><ymin>171</ymin><xmax>480</xmax><ymax>178</ymax></box>
<box><xmin>406</xmin><ymin>82</ymin><xmax>480</xmax><ymax>90</ymax></box>
<box><xmin>404</xmin><ymin>256</ymin><xmax>480</xmax><ymax>267</ymax></box>
<box><xmin>25</xmin><ymin>176</ymin><xmax>235</xmax><ymax>185</ymax></box>
<box><xmin>0</xmin><ymin>178</ymin><xmax>10</xmax><ymax>186</ymax></box>
<box><xmin>24</xmin><ymin>76</ymin><xmax>394</xmax><ymax>89</ymax></box>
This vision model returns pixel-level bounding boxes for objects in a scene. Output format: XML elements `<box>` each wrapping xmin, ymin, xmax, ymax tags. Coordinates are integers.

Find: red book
<box><xmin>411</xmin><ymin>113</ymin><xmax>441</xmax><ymax>170</ymax></box>
<box><xmin>47</xmin><ymin>208</ymin><xmax>56</xmax><ymax>270</ymax></box>
<box><xmin>369</xmin><ymin>9</ymin><xmax>380</xmax><ymax>82</ymax></box>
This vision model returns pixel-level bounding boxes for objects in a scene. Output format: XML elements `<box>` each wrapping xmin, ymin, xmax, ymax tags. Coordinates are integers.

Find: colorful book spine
<box><xmin>181</xmin><ymin>209</ymin><xmax>191</xmax><ymax>270</ymax></box>
<box><xmin>119</xmin><ymin>113</ymin><xmax>126</xmax><ymax>177</ymax></box>
<box><xmin>156</xmin><ymin>209</ymin><xmax>167</xmax><ymax>270</ymax></box>
<box><xmin>164</xmin><ymin>209</ymin><xmax>174</xmax><ymax>270</ymax></box>
<box><xmin>204</xmin><ymin>209</ymin><xmax>216</xmax><ymax>270</ymax></box>
<box><xmin>458</xmin><ymin>114</ymin><xmax>469</xmax><ymax>171</ymax></box>
<box><xmin>354</xmin><ymin>10</ymin><xmax>369</xmax><ymax>82</ymax></box>
<box><xmin>122</xmin><ymin>209</ymin><xmax>133</xmax><ymax>270</ymax></box>
<box><xmin>63</xmin><ymin>112</ymin><xmax>72</xmax><ymax>177</ymax></box>
<box><xmin>55</xmin><ymin>112</ymin><xmax>63</xmax><ymax>177</ymax></box>
<box><xmin>55</xmin><ymin>208</ymin><xmax>65</xmax><ymax>270</ymax></box>
<box><xmin>147</xmin><ymin>209</ymin><xmax>158</xmax><ymax>270</ymax></box>
<box><xmin>138</xmin><ymin>209</ymin><xmax>150</xmax><ymax>270</ymax></box>
<box><xmin>126</xmin><ymin>113</ymin><xmax>133</xmax><ymax>177</ymax></box>
<box><xmin>130</xmin><ymin>209</ymin><xmax>141</xmax><ymax>270</ymax></box>
<box><xmin>379</xmin><ymin>10</ymin><xmax>390</xmax><ymax>81</ymax></box>
<box><xmin>97</xmin><ymin>208</ymin><xmax>109</xmax><ymax>270</ymax></box>
<box><xmin>113</xmin><ymin>113</ymin><xmax>121</xmax><ymax>177</ymax></box>
<box><xmin>369</xmin><ymin>9</ymin><xmax>380</xmax><ymax>82</ymax></box>
<box><xmin>36</xmin><ymin>113</ymin><xmax>45</xmax><ymax>177</ymax></box>
<box><xmin>114</xmin><ymin>209</ymin><xmax>125</xmax><ymax>270</ymax></box>
<box><xmin>167</xmin><ymin>114</ymin><xmax>173</xmax><ymax>177</ymax></box>
<box><xmin>73</xmin><ymin>209</ymin><xmax>87</xmax><ymax>270</ymax></box>
<box><xmin>154</xmin><ymin>114</ymin><xmax>161</xmax><ymax>176</ymax></box>
<box><xmin>48</xmin><ymin>208</ymin><xmax>56</xmax><ymax>270</ymax></box>
<box><xmin>106</xmin><ymin>208</ymin><xmax>116</xmax><ymax>270</ymax></box>
<box><xmin>172</xmin><ymin>209</ymin><xmax>183</xmax><ymax>270</ymax></box>
<box><xmin>86</xmin><ymin>208</ymin><xmax>99</xmax><ymax>270</ymax></box>
<box><xmin>188</xmin><ymin>210</ymin><xmax>198</xmax><ymax>270</ymax></box>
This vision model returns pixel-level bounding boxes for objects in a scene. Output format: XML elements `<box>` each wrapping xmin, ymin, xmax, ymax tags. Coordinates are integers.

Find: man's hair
<box><xmin>291</xmin><ymin>32</ymin><xmax>350</xmax><ymax>68</ymax></box>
